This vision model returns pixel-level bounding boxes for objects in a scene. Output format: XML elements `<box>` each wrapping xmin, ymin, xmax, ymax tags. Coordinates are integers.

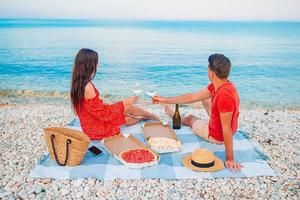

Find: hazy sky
<box><xmin>0</xmin><ymin>0</ymin><xmax>300</xmax><ymax>21</ymax></box>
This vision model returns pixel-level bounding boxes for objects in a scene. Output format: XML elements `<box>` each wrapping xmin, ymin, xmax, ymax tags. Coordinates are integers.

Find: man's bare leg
<box><xmin>164</xmin><ymin>105</ymin><xmax>198</xmax><ymax>127</ymax></box>
<box><xmin>202</xmin><ymin>98</ymin><xmax>211</xmax><ymax>116</ymax></box>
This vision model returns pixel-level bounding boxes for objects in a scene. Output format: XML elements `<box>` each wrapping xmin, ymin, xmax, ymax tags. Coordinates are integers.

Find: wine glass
<box><xmin>146</xmin><ymin>91</ymin><xmax>157</xmax><ymax>97</ymax></box>
<box><xmin>132</xmin><ymin>83</ymin><xmax>142</xmax><ymax>95</ymax></box>
<box><xmin>146</xmin><ymin>85</ymin><xmax>157</xmax><ymax>97</ymax></box>
<box><xmin>132</xmin><ymin>89</ymin><xmax>142</xmax><ymax>95</ymax></box>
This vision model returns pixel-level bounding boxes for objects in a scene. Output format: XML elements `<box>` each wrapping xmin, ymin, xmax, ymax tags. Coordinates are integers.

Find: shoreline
<box><xmin>1</xmin><ymin>92</ymin><xmax>299</xmax><ymax>111</ymax></box>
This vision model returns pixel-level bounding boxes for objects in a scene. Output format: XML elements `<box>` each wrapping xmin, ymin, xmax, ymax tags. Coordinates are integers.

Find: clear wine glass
<box><xmin>132</xmin><ymin>83</ymin><xmax>142</xmax><ymax>95</ymax></box>
<box><xmin>146</xmin><ymin>85</ymin><xmax>157</xmax><ymax>97</ymax></box>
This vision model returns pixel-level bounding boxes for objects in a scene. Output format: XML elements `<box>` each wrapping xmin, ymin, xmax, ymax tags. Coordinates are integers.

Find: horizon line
<box><xmin>1</xmin><ymin>17</ymin><xmax>300</xmax><ymax>23</ymax></box>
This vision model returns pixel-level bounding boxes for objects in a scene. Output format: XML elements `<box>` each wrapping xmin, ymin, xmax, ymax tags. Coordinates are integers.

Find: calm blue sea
<box><xmin>0</xmin><ymin>19</ymin><xmax>299</xmax><ymax>108</ymax></box>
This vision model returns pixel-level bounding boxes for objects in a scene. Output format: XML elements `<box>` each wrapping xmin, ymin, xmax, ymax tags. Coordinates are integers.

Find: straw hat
<box><xmin>182</xmin><ymin>148</ymin><xmax>224</xmax><ymax>172</ymax></box>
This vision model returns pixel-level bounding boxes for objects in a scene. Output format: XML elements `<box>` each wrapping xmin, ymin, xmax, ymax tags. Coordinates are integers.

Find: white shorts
<box><xmin>192</xmin><ymin>120</ymin><xmax>223</xmax><ymax>145</ymax></box>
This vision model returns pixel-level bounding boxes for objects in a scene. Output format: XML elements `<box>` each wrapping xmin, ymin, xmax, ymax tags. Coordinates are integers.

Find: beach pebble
<box><xmin>73</xmin><ymin>179</ymin><xmax>84</xmax><ymax>187</ymax></box>
<box><xmin>28</xmin><ymin>193</ymin><xmax>36</xmax><ymax>199</ymax></box>
<box><xmin>9</xmin><ymin>184</ymin><xmax>20</xmax><ymax>193</ymax></box>
<box><xmin>87</xmin><ymin>178</ymin><xmax>96</xmax><ymax>186</ymax></box>
<box><xmin>17</xmin><ymin>189</ymin><xmax>28</xmax><ymax>199</ymax></box>
<box><xmin>34</xmin><ymin>185</ymin><xmax>44</xmax><ymax>194</ymax></box>
<box><xmin>0</xmin><ymin>191</ymin><xmax>12</xmax><ymax>198</ymax></box>
<box><xmin>75</xmin><ymin>191</ymin><xmax>83</xmax><ymax>198</ymax></box>
<box><xmin>60</xmin><ymin>188</ymin><xmax>69</xmax><ymax>196</ymax></box>
<box><xmin>41</xmin><ymin>178</ymin><xmax>52</xmax><ymax>184</ymax></box>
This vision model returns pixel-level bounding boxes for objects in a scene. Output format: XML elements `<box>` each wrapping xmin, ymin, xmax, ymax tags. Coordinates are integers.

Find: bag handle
<box><xmin>50</xmin><ymin>134</ymin><xmax>72</xmax><ymax>166</ymax></box>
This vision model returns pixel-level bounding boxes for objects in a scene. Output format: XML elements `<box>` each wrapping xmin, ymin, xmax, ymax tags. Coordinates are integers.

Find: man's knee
<box><xmin>202</xmin><ymin>99</ymin><xmax>211</xmax><ymax>116</ymax></box>
<box><xmin>192</xmin><ymin>120</ymin><xmax>209</xmax><ymax>139</ymax></box>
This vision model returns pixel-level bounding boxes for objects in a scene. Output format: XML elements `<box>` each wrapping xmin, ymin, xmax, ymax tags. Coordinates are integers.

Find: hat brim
<box><xmin>182</xmin><ymin>153</ymin><xmax>224</xmax><ymax>172</ymax></box>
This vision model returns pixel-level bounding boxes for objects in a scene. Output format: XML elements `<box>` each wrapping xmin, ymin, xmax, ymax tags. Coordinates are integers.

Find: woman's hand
<box><xmin>123</xmin><ymin>96</ymin><xmax>139</xmax><ymax>106</ymax></box>
<box><xmin>152</xmin><ymin>95</ymin><xmax>167</xmax><ymax>104</ymax></box>
<box><xmin>224</xmin><ymin>159</ymin><xmax>243</xmax><ymax>172</ymax></box>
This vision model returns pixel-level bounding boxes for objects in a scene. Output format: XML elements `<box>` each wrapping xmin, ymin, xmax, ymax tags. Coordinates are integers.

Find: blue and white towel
<box><xmin>29</xmin><ymin>119</ymin><xmax>277</xmax><ymax>180</ymax></box>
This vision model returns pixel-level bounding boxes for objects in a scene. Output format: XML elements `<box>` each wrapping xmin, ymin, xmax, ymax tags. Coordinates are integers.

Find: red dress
<box><xmin>76</xmin><ymin>83</ymin><xmax>126</xmax><ymax>140</ymax></box>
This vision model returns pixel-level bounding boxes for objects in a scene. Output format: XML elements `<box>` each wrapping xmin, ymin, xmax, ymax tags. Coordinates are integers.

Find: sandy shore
<box><xmin>0</xmin><ymin>97</ymin><xmax>299</xmax><ymax>199</ymax></box>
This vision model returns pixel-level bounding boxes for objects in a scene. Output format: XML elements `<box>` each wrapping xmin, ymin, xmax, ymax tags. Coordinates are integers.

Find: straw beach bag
<box><xmin>44</xmin><ymin>127</ymin><xmax>90</xmax><ymax>166</ymax></box>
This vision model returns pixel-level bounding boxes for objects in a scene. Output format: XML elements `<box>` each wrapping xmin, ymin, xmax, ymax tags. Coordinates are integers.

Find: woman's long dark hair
<box><xmin>71</xmin><ymin>48</ymin><xmax>98</xmax><ymax>114</ymax></box>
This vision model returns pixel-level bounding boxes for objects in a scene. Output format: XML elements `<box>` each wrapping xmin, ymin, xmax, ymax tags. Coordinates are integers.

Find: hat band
<box><xmin>191</xmin><ymin>160</ymin><xmax>215</xmax><ymax>168</ymax></box>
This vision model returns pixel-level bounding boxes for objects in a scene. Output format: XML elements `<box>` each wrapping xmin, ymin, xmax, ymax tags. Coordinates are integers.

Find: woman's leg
<box><xmin>124</xmin><ymin>105</ymin><xmax>159</xmax><ymax>120</ymax></box>
<box><xmin>125</xmin><ymin>116</ymin><xmax>143</xmax><ymax>126</ymax></box>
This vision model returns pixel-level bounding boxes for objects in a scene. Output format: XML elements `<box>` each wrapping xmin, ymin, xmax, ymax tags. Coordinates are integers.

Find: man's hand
<box><xmin>224</xmin><ymin>159</ymin><xmax>243</xmax><ymax>172</ymax></box>
<box><xmin>123</xmin><ymin>96</ymin><xmax>139</xmax><ymax>106</ymax></box>
<box><xmin>152</xmin><ymin>95</ymin><xmax>167</xmax><ymax>104</ymax></box>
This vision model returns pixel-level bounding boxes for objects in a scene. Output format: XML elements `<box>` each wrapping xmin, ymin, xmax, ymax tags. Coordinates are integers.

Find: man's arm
<box><xmin>152</xmin><ymin>88</ymin><xmax>211</xmax><ymax>104</ymax></box>
<box><xmin>220</xmin><ymin>112</ymin><xmax>243</xmax><ymax>172</ymax></box>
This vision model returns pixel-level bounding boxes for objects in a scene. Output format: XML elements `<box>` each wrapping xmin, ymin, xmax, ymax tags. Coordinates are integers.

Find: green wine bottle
<box><xmin>173</xmin><ymin>104</ymin><xmax>181</xmax><ymax>129</ymax></box>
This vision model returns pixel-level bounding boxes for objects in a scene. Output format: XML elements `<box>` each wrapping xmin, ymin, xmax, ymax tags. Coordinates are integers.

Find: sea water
<box><xmin>0</xmin><ymin>19</ymin><xmax>299</xmax><ymax>108</ymax></box>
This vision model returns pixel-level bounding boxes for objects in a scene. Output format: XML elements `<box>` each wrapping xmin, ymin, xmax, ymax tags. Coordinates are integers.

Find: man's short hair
<box><xmin>208</xmin><ymin>54</ymin><xmax>231</xmax><ymax>79</ymax></box>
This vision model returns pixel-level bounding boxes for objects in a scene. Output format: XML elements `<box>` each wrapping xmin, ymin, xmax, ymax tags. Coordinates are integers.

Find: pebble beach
<box><xmin>0</xmin><ymin>96</ymin><xmax>299</xmax><ymax>199</ymax></box>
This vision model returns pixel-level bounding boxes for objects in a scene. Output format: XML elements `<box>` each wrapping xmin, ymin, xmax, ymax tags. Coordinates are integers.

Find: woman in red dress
<box><xmin>70</xmin><ymin>48</ymin><xmax>159</xmax><ymax>140</ymax></box>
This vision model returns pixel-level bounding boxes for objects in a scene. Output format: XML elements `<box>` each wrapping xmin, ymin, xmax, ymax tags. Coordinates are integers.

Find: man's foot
<box><xmin>164</xmin><ymin>105</ymin><xmax>174</xmax><ymax>118</ymax></box>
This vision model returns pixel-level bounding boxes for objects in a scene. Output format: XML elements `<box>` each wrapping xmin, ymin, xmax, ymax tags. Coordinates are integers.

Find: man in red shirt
<box><xmin>152</xmin><ymin>54</ymin><xmax>242</xmax><ymax>172</ymax></box>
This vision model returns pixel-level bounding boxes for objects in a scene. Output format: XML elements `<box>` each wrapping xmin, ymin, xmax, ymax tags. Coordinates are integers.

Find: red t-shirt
<box><xmin>207</xmin><ymin>81</ymin><xmax>240</xmax><ymax>141</ymax></box>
